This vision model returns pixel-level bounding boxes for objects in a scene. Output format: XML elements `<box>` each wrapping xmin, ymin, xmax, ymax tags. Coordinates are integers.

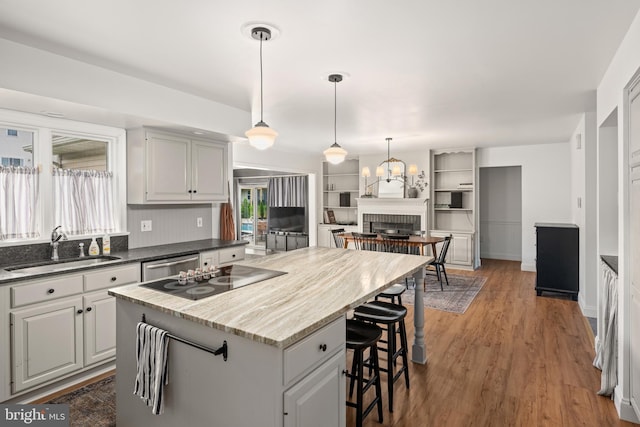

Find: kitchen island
<box><xmin>110</xmin><ymin>247</ymin><xmax>431</xmax><ymax>427</ymax></box>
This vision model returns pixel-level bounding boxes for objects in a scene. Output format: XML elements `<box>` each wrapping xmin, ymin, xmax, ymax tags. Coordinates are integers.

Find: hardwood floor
<box><xmin>347</xmin><ymin>259</ymin><xmax>634</xmax><ymax>427</ymax></box>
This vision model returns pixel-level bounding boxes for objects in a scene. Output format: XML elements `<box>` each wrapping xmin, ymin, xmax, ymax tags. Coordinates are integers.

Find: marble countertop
<box><xmin>109</xmin><ymin>247</ymin><xmax>431</xmax><ymax>348</ymax></box>
<box><xmin>0</xmin><ymin>239</ymin><xmax>247</xmax><ymax>285</ymax></box>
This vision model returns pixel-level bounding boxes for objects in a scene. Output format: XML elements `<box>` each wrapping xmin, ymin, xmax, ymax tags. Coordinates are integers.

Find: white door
<box><xmin>11</xmin><ymin>297</ymin><xmax>83</xmax><ymax>392</ymax></box>
<box><xmin>191</xmin><ymin>141</ymin><xmax>227</xmax><ymax>201</ymax></box>
<box><xmin>84</xmin><ymin>291</ymin><xmax>116</xmax><ymax>366</ymax></box>
<box><xmin>146</xmin><ymin>132</ymin><xmax>191</xmax><ymax>201</ymax></box>
<box><xmin>283</xmin><ymin>351</ymin><xmax>345</xmax><ymax>427</ymax></box>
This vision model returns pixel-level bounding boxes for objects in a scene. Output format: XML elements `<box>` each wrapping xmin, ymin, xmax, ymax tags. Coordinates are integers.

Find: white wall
<box><xmin>358</xmin><ymin>149</ymin><xmax>431</xmax><ymax>198</ymax></box>
<box><xmin>233</xmin><ymin>143</ymin><xmax>321</xmax><ymax>246</ymax></box>
<box><xmin>596</xmin><ymin>9</ymin><xmax>640</xmax><ymax>423</ymax></box>
<box><xmin>570</xmin><ymin>113</ymin><xmax>598</xmax><ymax>318</ymax></box>
<box><xmin>477</xmin><ymin>143</ymin><xmax>572</xmax><ymax>271</ymax></box>
<box><xmin>479</xmin><ymin>166</ymin><xmax>522</xmax><ymax>261</ymax></box>
<box><xmin>598</xmin><ymin>123</ymin><xmax>619</xmax><ymax>255</ymax></box>
<box><xmin>0</xmin><ymin>39</ymin><xmax>250</xmax><ymax>139</ymax></box>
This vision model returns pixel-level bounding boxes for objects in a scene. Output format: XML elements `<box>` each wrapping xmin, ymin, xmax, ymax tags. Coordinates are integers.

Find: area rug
<box><xmin>403</xmin><ymin>273</ymin><xmax>487</xmax><ymax>314</ymax></box>
<box><xmin>46</xmin><ymin>375</ymin><xmax>115</xmax><ymax>427</ymax></box>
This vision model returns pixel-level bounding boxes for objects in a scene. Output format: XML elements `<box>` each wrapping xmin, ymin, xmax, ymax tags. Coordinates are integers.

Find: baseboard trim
<box><xmin>521</xmin><ymin>262</ymin><xmax>536</xmax><ymax>272</ymax></box>
<box><xmin>614</xmin><ymin>385</ymin><xmax>640</xmax><ymax>423</ymax></box>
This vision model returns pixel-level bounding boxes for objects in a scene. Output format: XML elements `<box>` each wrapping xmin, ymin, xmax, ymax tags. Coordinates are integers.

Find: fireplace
<box><xmin>356</xmin><ymin>198</ymin><xmax>430</xmax><ymax>234</ymax></box>
<box><xmin>364</xmin><ymin>214</ymin><xmax>421</xmax><ymax>234</ymax></box>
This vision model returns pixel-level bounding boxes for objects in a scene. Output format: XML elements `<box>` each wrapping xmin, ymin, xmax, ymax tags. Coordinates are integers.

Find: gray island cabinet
<box><xmin>110</xmin><ymin>247</ymin><xmax>430</xmax><ymax>427</ymax></box>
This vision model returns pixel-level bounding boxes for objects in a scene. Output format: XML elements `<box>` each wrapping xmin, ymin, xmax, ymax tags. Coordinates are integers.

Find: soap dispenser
<box><xmin>89</xmin><ymin>238</ymin><xmax>100</xmax><ymax>256</ymax></box>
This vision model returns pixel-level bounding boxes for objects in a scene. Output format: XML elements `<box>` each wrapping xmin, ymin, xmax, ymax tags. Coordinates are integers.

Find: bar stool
<box><xmin>376</xmin><ymin>282</ymin><xmax>407</xmax><ymax>305</ymax></box>
<box><xmin>353</xmin><ymin>301</ymin><xmax>410</xmax><ymax>412</ymax></box>
<box><xmin>346</xmin><ymin>319</ymin><xmax>383</xmax><ymax>427</ymax></box>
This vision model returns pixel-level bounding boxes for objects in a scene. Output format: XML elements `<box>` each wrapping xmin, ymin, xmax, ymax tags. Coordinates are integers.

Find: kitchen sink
<box><xmin>5</xmin><ymin>256</ymin><xmax>121</xmax><ymax>275</ymax></box>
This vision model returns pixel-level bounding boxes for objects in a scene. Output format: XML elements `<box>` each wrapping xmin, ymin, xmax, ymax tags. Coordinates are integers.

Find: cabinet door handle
<box><xmin>319</xmin><ymin>344</ymin><xmax>327</xmax><ymax>352</ymax></box>
<box><xmin>193</xmin><ymin>190</ymin><xmax>197</xmax><ymax>194</ymax></box>
<box><xmin>232</xmin><ymin>254</ymin><xmax>236</xmax><ymax>258</ymax></box>
<box><xmin>111</xmin><ymin>276</ymin><xmax>117</xmax><ymax>282</ymax></box>
<box><xmin>77</xmin><ymin>309</ymin><xmax>83</xmax><ymax>314</ymax></box>
<box><xmin>342</xmin><ymin>369</ymin><xmax>348</xmax><ymax>376</ymax></box>
<box><xmin>188</xmin><ymin>190</ymin><xmax>193</xmax><ymax>193</ymax></box>
<box><xmin>47</xmin><ymin>288</ymin><xmax>55</xmax><ymax>294</ymax></box>
<box><xmin>86</xmin><ymin>307</ymin><xmax>92</xmax><ymax>312</ymax></box>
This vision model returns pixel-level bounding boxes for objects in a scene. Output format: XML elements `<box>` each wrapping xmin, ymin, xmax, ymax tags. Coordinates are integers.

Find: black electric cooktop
<box><xmin>141</xmin><ymin>264</ymin><xmax>287</xmax><ymax>300</ymax></box>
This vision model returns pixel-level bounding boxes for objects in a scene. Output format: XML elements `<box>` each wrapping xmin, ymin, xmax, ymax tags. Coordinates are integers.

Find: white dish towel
<box><xmin>134</xmin><ymin>321</ymin><xmax>170</xmax><ymax>415</ymax></box>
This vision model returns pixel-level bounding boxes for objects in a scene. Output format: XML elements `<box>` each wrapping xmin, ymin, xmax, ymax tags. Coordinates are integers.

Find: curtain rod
<box><xmin>235</xmin><ymin>174</ymin><xmax>307</xmax><ymax>179</ymax></box>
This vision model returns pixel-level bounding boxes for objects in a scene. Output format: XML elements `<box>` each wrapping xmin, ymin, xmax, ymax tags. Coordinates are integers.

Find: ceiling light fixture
<box><xmin>323</xmin><ymin>74</ymin><xmax>348</xmax><ymax>165</ymax></box>
<box><xmin>245</xmin><ymin>26</ymin><xmax>278</xmax><ymax>150</ymax></box>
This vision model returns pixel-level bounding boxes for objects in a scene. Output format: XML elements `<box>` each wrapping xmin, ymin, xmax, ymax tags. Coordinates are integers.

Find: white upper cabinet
<box><xmin>127</xmin><ymin>128</ymin><xmax>229</xmax><ymax>203</ymax></box>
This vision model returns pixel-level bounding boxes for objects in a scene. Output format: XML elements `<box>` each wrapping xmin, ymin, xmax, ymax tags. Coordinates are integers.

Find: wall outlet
<box><xmin>197</xmin><ymin>217</ymin><xmax>203</xmax><ymax>228</ymax></box>
<box><xmin>141</xmin><ymin>220</ymin><xmax>152</xmax><ymax>232</ymax></box>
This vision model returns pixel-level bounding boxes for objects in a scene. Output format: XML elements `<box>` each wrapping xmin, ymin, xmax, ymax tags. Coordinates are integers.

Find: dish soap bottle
<box><xmin>102</xmin><ymin>234</ymin><xmax>111</xmax><ymax>255</ymax></box>
<box><xmin>89</xmin><ymin>238</ymin><xmax>100</xmax><ymax>256</ymax></box>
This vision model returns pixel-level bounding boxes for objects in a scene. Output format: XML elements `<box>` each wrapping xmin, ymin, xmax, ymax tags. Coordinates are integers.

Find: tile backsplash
<box><xmin>127</xmin><ymin>204</ymin><xmax>214</xmax><ymax>249</ymax></box>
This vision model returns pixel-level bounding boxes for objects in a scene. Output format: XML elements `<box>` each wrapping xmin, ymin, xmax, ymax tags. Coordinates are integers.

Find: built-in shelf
<box><xmin>322</xmin><ymin>159</ymin><xmax>359</xmax><ymax>225</ymax></box>
<box><xmin>431</xmin><ymin>148</ymin><xmax>476</xmax><ymax>269</ymax></box>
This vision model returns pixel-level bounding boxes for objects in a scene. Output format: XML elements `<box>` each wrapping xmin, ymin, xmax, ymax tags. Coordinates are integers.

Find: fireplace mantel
<box><xmin>356</xmin><ymin>198</ymin><xmax>430</xmax><ymax>232</ymax></box>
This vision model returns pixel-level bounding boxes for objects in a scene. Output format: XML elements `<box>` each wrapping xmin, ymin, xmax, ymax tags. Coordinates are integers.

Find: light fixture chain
<box><xmin>259</xmin><ymin>31</ymin><xmax>264</xmax><ymax>123</ymax></box>
<box><xmin>334</xmin><ymin>80</ymin><xmax>337</xmax><ymax>143</ymax></box>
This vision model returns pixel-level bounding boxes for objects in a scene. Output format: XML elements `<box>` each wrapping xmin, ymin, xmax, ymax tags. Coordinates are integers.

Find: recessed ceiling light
<box><xmin>39</xmin><ymin>111</ymin><xmax>65</xmax><ymax>118</ymax></box>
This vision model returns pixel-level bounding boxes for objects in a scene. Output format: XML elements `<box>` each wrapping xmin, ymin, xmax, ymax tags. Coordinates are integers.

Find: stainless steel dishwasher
<box><xmin>141</xmin><ymin>254</ymin><xmax>200</xmax><ymax>282</ymax></box>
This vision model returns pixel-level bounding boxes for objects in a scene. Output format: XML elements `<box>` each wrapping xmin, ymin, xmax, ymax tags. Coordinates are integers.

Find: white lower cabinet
<box><xmin>430</xmin><ymin>231</ymin><xmax>474</xmax><ymax>267</ymax></box>
<box><xmin>317</xmin><ymin>224</ymin><xmax>357</xmax><ymax>248</ymax></box>
<box><xmin>83</xmin><ymin>290</ymin><xmax>116</xmax><ymax>366</ymax></box>
<box><xmin>11</xmin><ymin>297</ymin><xmax>84</xmax><ymax>393</ymax></box>
<box><xmin>7</xmin><ymin>263</ymin><xmax>140</xmax><ymax>395</ymax></box>
<box><xmin>284</xmin><ymin>351</ymin><xmax>346</xmax><ymax>427</ymax></box>
<box><xmin>199</xmin><ymin>246</ymin><xmax>246</xmax><ymax>268</ymax></box>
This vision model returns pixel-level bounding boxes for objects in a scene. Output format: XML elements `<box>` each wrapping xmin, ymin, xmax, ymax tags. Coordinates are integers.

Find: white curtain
<box><xmin>52</xmin><ymin>168</ymin><xmax>115</xmax><ymax>235</ymax></box>
<box><xmin>0</xmin><ymin>166</ymin><xmax>40</xmax><ymax>240</ymax></box>
<box><xmin>267</xmin><ymin>176</ymin><xmax>308</xmax><ymax>207</ymax></box>
<box><xmin>593</xmin><ymin>260</ymin><xmax>618</xmax><ymax>396</ymax></box>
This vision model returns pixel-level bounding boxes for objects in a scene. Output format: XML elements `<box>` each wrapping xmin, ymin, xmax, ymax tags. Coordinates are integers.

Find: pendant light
<box><xmin>245</xmin><ymin>27</ymin><xmax>278</xmax><ymax>150</ymax></box>
<box><xmin>323</xmin><ymin>74</ymin><xmax>348</xmax><ymax>164</ymax></box>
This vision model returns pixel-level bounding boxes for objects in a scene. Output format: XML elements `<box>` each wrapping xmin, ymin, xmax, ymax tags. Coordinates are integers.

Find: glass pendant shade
<box><xmin>324</xmin><ymin>142</ymin><xmax>347</xmax><ymax>165</ymax></box>
<box><xmin>245</xmin><ymin>121</ymin><xmax>278</xmax><ymax>150</ymax></box>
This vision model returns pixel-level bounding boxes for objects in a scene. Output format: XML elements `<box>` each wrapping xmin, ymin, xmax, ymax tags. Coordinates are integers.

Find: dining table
<box><xmin>339</xmin><ymin>232</ymin><xmax>444</xmax><ymax>256</ymax></box>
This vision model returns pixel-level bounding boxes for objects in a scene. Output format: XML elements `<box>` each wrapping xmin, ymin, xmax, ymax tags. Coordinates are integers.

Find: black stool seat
<box><xmin>377</xmin><ymin>283</ymin><xmax>406</xmax><ymax>305</ymax></box>
<box><xmin>354</xmin><ymin>300</ymin><xmax>407</xmax><ymax>324</ymax></box>
<box><xmin>345</xmin><ymin>319</ymin><xmax>383</xmax><ymax>427</ymax></box>
<box><xmin>347</xmin><ymin>319</ymin><xmax>382</xmax><ymax>350</ymax></box>
<box><xmin>354</xmin><ymin>300</ymin><xmax>410</xmax><ymax>413</ymax></box>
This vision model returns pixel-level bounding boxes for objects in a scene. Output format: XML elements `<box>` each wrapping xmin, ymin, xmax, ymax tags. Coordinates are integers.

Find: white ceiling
<box><xmin>0</xmin><ymin>0</ymin><xmax>638</xmax><ymax>155</ymax></box>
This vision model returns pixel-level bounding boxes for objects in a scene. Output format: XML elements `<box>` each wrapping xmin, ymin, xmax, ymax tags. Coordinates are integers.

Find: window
<box><xmin>7</xmin><ymin>129</ymin><xmax>18</xmax><ymax>137</ymax></box>
<box><xmin>0</xmin><ymin>109</ymin><xmax>126</xmax><ymax>242</ymax></box>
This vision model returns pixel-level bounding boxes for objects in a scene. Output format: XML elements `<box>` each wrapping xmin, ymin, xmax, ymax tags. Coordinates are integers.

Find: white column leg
<box><xmin>411</xmin><ymin>268</ymin><xmax>427</xmax><ymax>364</ymax></box>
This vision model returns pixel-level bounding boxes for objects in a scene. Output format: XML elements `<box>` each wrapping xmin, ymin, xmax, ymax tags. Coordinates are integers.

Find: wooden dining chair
<box><xmin>425</xmin><ymin>234</ymin><xmax>452</xmax><ymax>291</ymax></box>
<box><xmin>352</xmin><ymin>232</ymin><xmax>379</xmax><ymax>251</ymax></box>
<box><xmin>330</xmin><ymin>228</ymin><xmax>345</xmax><ymax>248</ymax></box>
<box><xmin>380</xmin><ymin>233</ymin><xmax>410</xmax><ymax>254</ymax></box>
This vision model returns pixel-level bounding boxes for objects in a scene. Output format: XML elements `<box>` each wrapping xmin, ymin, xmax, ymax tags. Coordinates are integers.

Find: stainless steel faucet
<box><xmin>50</xmin><ymin>225</ymin><xmax>67</xmax><ymax>261</ymax></box>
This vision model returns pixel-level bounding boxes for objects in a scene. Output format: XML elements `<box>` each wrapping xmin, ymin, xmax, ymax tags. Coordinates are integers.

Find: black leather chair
<box><xmin>426</xmin><ymin>234</ymin><xmax>452</xmax><ymax>291</ymax></box>
<box><xmin>330</xmin><ymin>228</ymin><xmax>345</xmax><ymax>248</ymax></box>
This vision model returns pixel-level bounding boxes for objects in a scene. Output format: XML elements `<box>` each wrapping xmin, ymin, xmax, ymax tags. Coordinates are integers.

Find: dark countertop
<box><xmin>0</xmin><ymin>239</ymin><xmax>248</xmax><ymax>285</ymax></box>
<box><xmin>601</xmin><ymin>255</ymin><xmax>618</xmax><ymax>275</ymax></box>
<box><xmin>534</xmin><ymin>222</ymin><xmax>579</xmax><ymax>228</ymax></box>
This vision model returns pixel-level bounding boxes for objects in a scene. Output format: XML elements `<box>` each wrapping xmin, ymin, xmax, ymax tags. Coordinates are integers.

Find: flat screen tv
<box><xmin>268</xmin><ymin>207</ymin><xmax>306</xmax><ymax>233</ymax></box>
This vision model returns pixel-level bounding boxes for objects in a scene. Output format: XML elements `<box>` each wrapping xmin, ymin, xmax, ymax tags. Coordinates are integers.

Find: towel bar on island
<box><xmin>141</xmin><ymin>313</ymin><xmax>228</xmax><ymax>361</ymax></box>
